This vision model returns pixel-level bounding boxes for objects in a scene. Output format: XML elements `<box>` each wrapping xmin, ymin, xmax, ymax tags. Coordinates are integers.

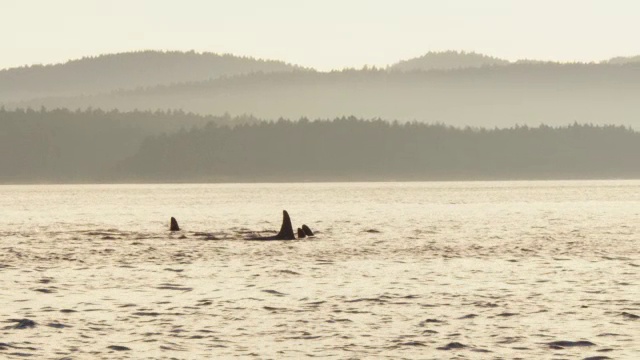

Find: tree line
<box><xmin>120</xmin><ymin>117</ymin><xmax>640</xmax><ymax>182</ymax></box>
<box><xmin>2</xmin><ymin>108</ymin><xmax>637</xmax><ymax>182</ymax></box>
<box><xmin>0</xmin><ymin>108</ymin><xmax>257</xmax><ymax>182</ymax></box>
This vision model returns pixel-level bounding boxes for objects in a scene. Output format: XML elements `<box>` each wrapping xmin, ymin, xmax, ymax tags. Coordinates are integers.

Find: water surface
<box><xmin>1</xmin><ymin>181</ymin><xmax>638</xmax><ymax>358</ymax></box>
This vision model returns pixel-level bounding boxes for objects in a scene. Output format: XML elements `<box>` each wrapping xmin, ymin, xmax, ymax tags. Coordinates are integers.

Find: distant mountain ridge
<box><xmin>0</xmin><ymin>50</ymin><xmax>302</xmax><ymax>102</ymax></box>
<box><xmin>389</xmin><ymin>51</ymin><xmax>640</xmax><ymax>71</ymax></box>
<box><xmin>606</xmin><ymin>55</ymin><xmax>640</xmax><ymax>64</ymax></box>
<box><xmin>389</xmin><ymin>51</ymin><xmax>510</xmax><ymax>71</ymax></box>
<box><xmin>12</xmin><ymin>62</ymin><xmax>640</xmax><ymax>128</ymax></box>
<box><xmin>4</xmin><ymin>50</ymin><xmax>640</xmax><ymax>128</ymax></box>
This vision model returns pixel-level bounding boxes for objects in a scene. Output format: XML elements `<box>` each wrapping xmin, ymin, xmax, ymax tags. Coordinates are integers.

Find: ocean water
<box><xmin>0</xmin><ymin>181</ymin><xmax>638</xmax><ymax>359</ymax></box>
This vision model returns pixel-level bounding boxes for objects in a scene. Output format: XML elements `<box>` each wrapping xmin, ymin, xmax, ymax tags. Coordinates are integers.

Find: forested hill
<box><xmin>1</xmin><ymin>109</ymin><xmax>638</xmax><ymax>183</ymax></box>
<box><xmin>13</xmin><ymin>62</ymin><xmax>640</xmax><ymax>128</ymax></box>
<box><xmin>0</xmin><ymin>51</ymin><xmax>301</xmax><ymax>102</ymax></box>
<box><xmin>389</xmin><ymin>51</ymin><xmax>510</xmax><ymax>71</ymax></box>
<box><xmin>0</xmin><ymin>108</ymin><xmax>258</xmax><ymax>182</ymax></box>
<box><xmin>119</xmin><ymin>119</ymin><xmax>640</xmax><ymax>182</ymax></box>
<box><xmin>606</xmin><ymin>55</ymin><xmax>640</xmax><ymax>64</ymax></box>
<box><xmin>390</xmin><ymin>51</ymin><xmax>640</xmax><ymax>71</ymax></box>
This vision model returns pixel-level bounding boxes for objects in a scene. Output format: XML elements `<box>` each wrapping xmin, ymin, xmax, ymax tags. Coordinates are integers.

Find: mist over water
<box><xmin>1</xmin><ymin>181</ymin><xmax>638</xmax><ymax>358</ymax></box>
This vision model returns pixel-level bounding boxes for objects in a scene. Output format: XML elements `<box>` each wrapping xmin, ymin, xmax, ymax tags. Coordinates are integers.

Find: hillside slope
<box><xmin>0</xmin><ymin>50</ymin><xmax>301</xmax><ymax>102</ymax></box>
<box><xmin>390</xmin><ymin>51</ymin><xmax>510</xmax><ymax>71</ymax></box>
<box><xmin>13</xmin><ymin>63</ymin><xmax>640</xmax><ymax>128</ymax></box>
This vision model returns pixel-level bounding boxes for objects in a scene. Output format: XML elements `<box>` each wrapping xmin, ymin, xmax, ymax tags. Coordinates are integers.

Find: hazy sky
<box><xmin>2</xmin><ymin>0</ymin><xmax>639</xmax><ymax>70</ymax></box>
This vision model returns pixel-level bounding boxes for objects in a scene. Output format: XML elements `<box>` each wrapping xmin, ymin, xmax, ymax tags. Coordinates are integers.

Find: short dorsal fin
<box><xmin>170</xmin><ymin>217</ymin><xmax>180</xmax><ymax>231</ymax></box>
<box><xmin>301</xmin><ymin>224</ymin><xmax>314</xmax><ymax>236</ymax></box>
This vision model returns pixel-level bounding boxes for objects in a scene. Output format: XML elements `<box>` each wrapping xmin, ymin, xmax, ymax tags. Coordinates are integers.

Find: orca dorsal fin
<box><xmin>301</xmin><ymin>224</ymin><xmax>314</xmax><ymax>236</ymax></box>
<box><xmin>276</xmin><ymin>210</ymin><xmax>295</xmax><ymax>240</ymax></box>
<box><xmin>297</xmin><ymin>228</ymin><xmax>306</xmax><ymax>238</ymax></box>
<box><xmin>170</xmin><ymin>217</ymin><xmax>180</xmax><ymax>231</ymax></box>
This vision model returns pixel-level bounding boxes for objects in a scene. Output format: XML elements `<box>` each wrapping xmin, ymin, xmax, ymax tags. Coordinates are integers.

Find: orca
<box><xmin>170</xmin><ymin>217</ymin><xmax>180</xmax><ymax>231</ymax></box>
<box><xmin>297</xmin><ymin>228</ymin><xmax>306</xmax><ymax>238</ymax></box>
<box><xmin>301</xmin><ymin>224</ymin><xmax>314</xmax><ymax>237</ymax></box>
<box><xmin>246</xmin><ymin>210</ymin><xmax>295</xmax><ymax>240</ymax></box>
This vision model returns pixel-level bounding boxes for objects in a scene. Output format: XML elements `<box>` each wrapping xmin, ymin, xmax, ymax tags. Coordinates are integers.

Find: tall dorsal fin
<box><xmin>276</xmin><ymin>210</ymin><xmax>295</xmax><ymax>240</ymax></box>
<box><xmin>170</xmin><ymin>217</ymin><xmax>180</xmax><ymax>231</ymax></box>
